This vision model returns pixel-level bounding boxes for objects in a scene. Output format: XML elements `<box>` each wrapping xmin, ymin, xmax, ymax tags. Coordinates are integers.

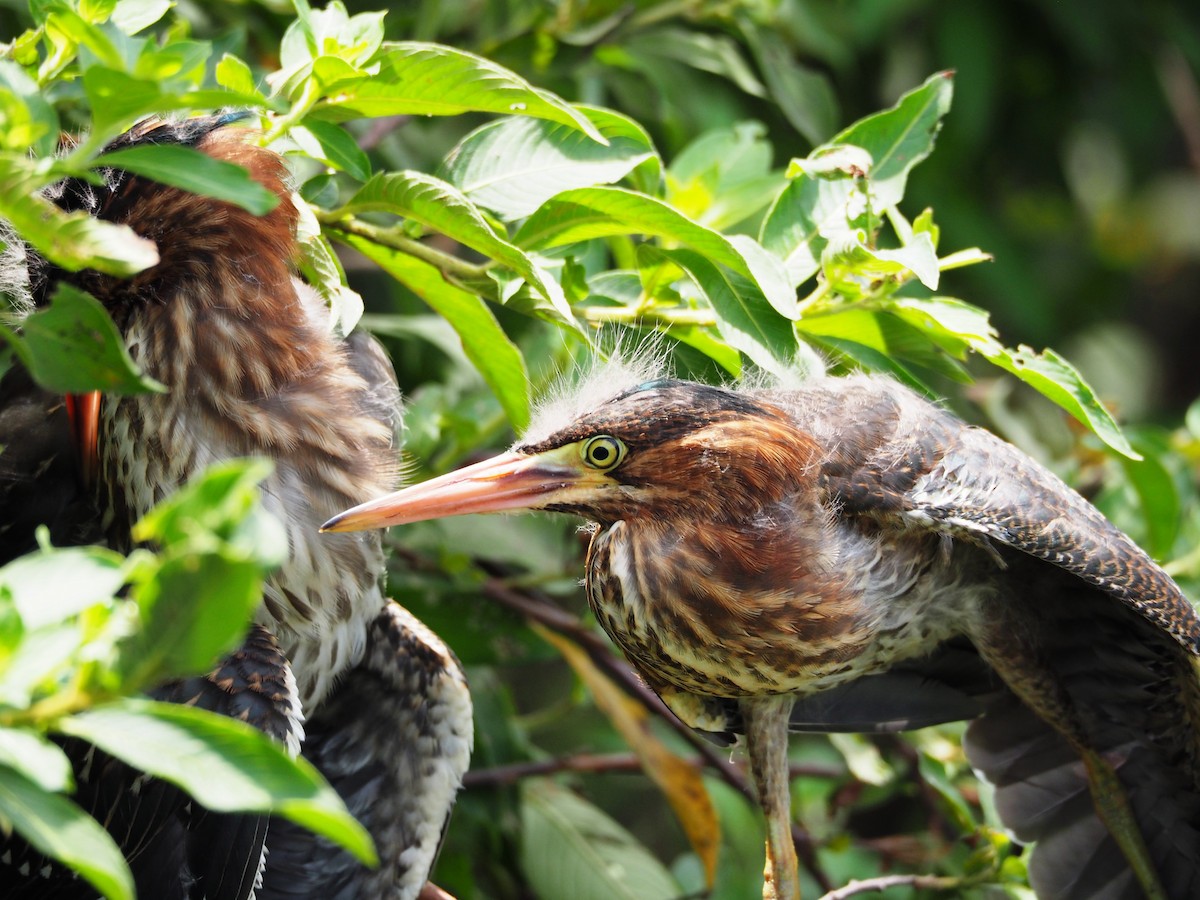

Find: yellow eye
<box><xmin>581</xmin><ymin>435</ymin><xmax>626</xmax><ymax>470</ymax></box>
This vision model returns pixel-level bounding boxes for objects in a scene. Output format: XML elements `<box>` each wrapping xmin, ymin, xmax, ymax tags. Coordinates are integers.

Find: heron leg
<box><xmin>1076</xmin><ymin>746</ymin><xmax>1164</xmax><ymax>900</ymax></box>
<box><xmin>972</xmin><ymin>607</ymin><xmax>1166</xmax><ymax>900</ymax></box>
<box><xmin>742</xmin><ymin>695</ymin><xmax>800</xmax><ymax>900</ymax></box>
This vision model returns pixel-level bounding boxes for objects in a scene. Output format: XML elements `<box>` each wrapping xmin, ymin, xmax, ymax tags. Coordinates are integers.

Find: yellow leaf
<box><xmin>533</xmin><ymin>624</ymin><xmax>721</xmax><ymax>886</ymax></box>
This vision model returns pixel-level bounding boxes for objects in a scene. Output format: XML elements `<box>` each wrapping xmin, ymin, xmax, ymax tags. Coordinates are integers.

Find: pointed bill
<box><xmin>320</xmin><ymin>448</ymin><xmax>601</xmax><ymax>533</ymax></box>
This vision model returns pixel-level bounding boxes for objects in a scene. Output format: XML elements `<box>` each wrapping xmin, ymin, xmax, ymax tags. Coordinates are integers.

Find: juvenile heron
<box><xmin>1</xmin><ymin>116</ymin><xmax>472</xmax><ymax>898</ymax></box>
<box><xmin>325</xmin><ymin>370</ymin><xmax>1200</xmax><ymax>900</ymax></box>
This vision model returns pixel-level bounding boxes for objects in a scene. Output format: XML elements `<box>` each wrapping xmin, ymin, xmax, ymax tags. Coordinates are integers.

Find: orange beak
<box><xmin>320</xmin><ymin>448</ymin><xmax>603</xmax><ymax>533</ymax></box>
<box><xmin>65</xmin><ymin>391</ymin><xmax>101</xmax><ymax>489</ymax></box>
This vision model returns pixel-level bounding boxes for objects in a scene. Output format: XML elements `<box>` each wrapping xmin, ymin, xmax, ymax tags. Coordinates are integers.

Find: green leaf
<box><xmin>832</xmin><ymin>71</ymin><xmax>954</xmax><ymax>208</ymax></box>
<box><xmin>987</xmin><ymin>345</ymin><xmax>1139</xmax><ymax>459</ymax></box>
<box><xmin>916</xmin><ymin>752</ymin><xmax>978</xmax><ymax>833</ymax></box>
<box><xmin>119</xmin><ymin>459</ymin><xmax>285</xmax><ymax>685</ymax></box>
<box><xmin>670</xmin><ymin>122</ymin><xmax>770</xmax><ymax>186</ymax></box>
<box><xmin>291</xmin><ymin>119</ymin><xmax>371</xmax><ymax>181</ymax></box>
<box><xmin>133</xmin><ymin>39</ymin><xmax>211</xmax><ymax>84</ymax></box>
<box><xmin>0</xmin><ymin>727</ymin><xmax>74</xmax><ymax>792</ymax></box>
<box><xmin>82</xmin><ymin>66</ymin><xmax>165</xmax><ymax>135</ymax></box>
<box><xmin>294</xmin><ymin>202</ymin><xmax>364</xmax><ymax>338</ymax></box>
<box><xmin>626</xmin><ymin>27</ymin><xmax>767</xmax><ymax>98</ymax></box>
<box><xmin>0</xmin><ymin>588</ymin><xmax>22</xmax><ymax>667</ymax></box>
<box><xmin>314</xmin><ymin>42</ymin><xmax>605</xmax><ymax>144</ymax></box>
<box><xmin>119</xmin><ymin>551</ymin><xmax>265</xmax><ymax>685</ymax></box>
<box><xmin>46</xmin><ymin>9</ymin><xmax>123</xmax><ymax>69</ymax></box>
<box><xmin>727</xmin><ymin>234</ymin><xmax>797</xmax><ymax>319</ymax></box>
<box><xmin>760</xmin><ymin>174</ymin><xmax>855</xmax><ymax>286</ymax></box>
<box><xmin>310</xmin><ymin>55</ymin><xmax>369</xmax><ymax>94</ymax></box>
<box><xmin>515</xmin><ymin>186</ymin><xmax>795</xmax><ymax>315</ymax></box>
<box><xmin>277</xmin><ymin>1</ymin><xmax>383</xmax><ymax>75</ymax></box>
<box><xmin>0</xmin><ymin>157</ymin><xmax>159</xmax><ymax>276</ymax></box>
<box><xmin>441</xmin><ymin>107</ymin><xmax>659</xmax><ymax>219</ymax></box>
<box><xmin>797</xmin><ymin>306</ymin><xmax>968</xmax><ymax>385</ymax></box>
<box><xmin>785</xmin><ymin>144</ymin><xmax>874</xmax><ymax>180</ymax></box>
<box><xmin>131</xmin><ymin>458</ymin><xmax>282</xmax><ymax>555</ymax></box>
<box><xmin>801</xmin><ymin>332</ymin><xmax>932</xmax><ymax>395</ymax></box>
<box><xmin>660</xmin><ymin>247</ymin><xmax>798</xmax><ymax>376</ymax></box>
<box><xmin>520</xmin><ymin>779</ymin><xmax>680</xmax><ymax>900</ymax></box>
<box><xmin>518</xmin><ymin>185</ymin><xmax>728</xmax><ymax>258</ymax></box>
<box><xmin>311</xmin><ymin>5</ymin><xmax>384</xmax><ymax>68</ymax></box>
<box><xmin>885</xmin><ymin>296</ymin><xmax>995</xmax><ymax>359</ymax></box>
<box><xmin>341</xmin><ymin>171</ymin><xmax>576</xmax><ymax>326</ymax></box>
<box><xmin>58</xmin><ymin>699</ymin><xmax>377</xmax><ymax>864</ymax></box>
<box><xmin>667</xmin><ymin>122</ymin><xmax>780</xmax><ymax>231</ymax></box>
<box><xmin>0</xmin><ymin>626</ymin><xmax>89</xmax><ymax>710</ymax></box>
<box><xmin>660</xmin><ymin>325</ymin><xmax>744</xmax><ymax>378</ymax></box>
<box><xmin>79</xmin><ymin>0</ymin><xmax>117</xmax><ymax>24</ymax></box>
<box><xmin>341</xmin><ymin>233</ymin><xmax>531</xmax><ymax>430</ymax></box>
<box><xmin>828</xmin><ymin>732</ymin><xmax>893</xmax><ymax>785</ymax></box>
<box><xmin>0</xmin><ymin>763</ymin><xmax>134</xmax><ymax>900</ymax></box>
<box><xmin>215</xmin><ymin>53</ymin><xmax>258</xmax><ymax>96</ymax></box>
<box><xmin>822</xmin><ymin>228</ymin><xmax>940</xmax><ymax>293</ymax></box>
<box><xmin>0</xmin><ymin>61</ymin><xmax>59</xmax><ymax>155</ymax></box>
<box><xmin>3</xmin><ymin>285</ymin><xmax>165</xmax><ymax>395</ymax></box>
<box><xmin>111</xmin><ymin>0</ymin><xmax>172</xmax><ymax>34</ymax></box>
<box><xmin>1116</xmin><ymin>439</ymin><xmax>1180</xmax><ymax>562</ymax></box>
<box><xmin>888</xmin><ymin>297</ymin><xmax>1138</xmax><ymax>458</ymax></box>
<box><xmin>740</xmin><ymin>22</ymin><xmax>837</xmax><ymax>145</ymax></box>
<box><xmin>79</xmin><ymin>69</ymin><xmax>260</xmax><ymax>142</ymax></box>
<box><xmin>0</xmin><ymin>542</ymin><xmax>127</xmax><ymax>630</ymax></box>
<box><xmin>93</xmin><ymin>144</ymin><xmax>281</xmax><ymax>215</ymax></box>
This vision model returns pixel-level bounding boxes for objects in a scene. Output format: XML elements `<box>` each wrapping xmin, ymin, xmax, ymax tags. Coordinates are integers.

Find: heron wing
<box><xmin>786</xmin><ymin>375</ymin><xmax>1200</xmax><ymax>899</ymax></box>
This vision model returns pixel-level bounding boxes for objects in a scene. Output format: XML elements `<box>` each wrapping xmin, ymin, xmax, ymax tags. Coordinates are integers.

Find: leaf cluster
<box><xmin>0</xmin><ymin>461</ymin><xmax>371</xmax><ymax>899</ymax></box>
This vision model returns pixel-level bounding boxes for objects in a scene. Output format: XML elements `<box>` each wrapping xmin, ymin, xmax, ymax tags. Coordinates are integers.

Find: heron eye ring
<box><xmin>581</xmin><ymin>435</ymin><xmax>626</xmax><ymax>470</ymax></box>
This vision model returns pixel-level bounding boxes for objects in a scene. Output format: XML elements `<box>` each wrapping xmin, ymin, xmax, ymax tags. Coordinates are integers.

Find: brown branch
<box><xmin>463</xmin><ymin>752</ymin><xmax>646</xmax><ymax>788</ymax></box>
<box><xmin>463</xmin><ymin>751</ymin><xmax>845</xmax><ymax>789</ymax></box>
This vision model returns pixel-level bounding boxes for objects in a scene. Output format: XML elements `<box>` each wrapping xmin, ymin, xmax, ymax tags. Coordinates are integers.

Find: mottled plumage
<box><xmin>258</xmin><ymin>605</ymin><xmax>471</xmax><ymax>900</ymax></box>
<box><xmin>1</xmin><ymin>116</ymin><xmax>472</xmax><ymax>898</ymax></box>
<box><xmin>327</xmin><ymin>370</ymin><xmax>1200</xmax><ymax>900</ymax></box>
<box><xmin>0</xmin><ymin>366</ymin><xmax>302</xmax><ymax>897</ymax></box>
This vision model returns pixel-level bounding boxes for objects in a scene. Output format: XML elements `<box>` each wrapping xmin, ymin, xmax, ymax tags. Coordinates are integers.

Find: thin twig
<box><xmin>817</xmin><ymin>873</ymin><xmax>964</xmax><ymax>899</ymax></box>
<box><xmin>322</xmin><ymin>218</ymin><xmax>492</xmax><ymax>282</ymax></box>
<box><xmin>464</xmin><ymin>752</ymin><xmax>645</xmax><ymax>787</ymax></box>
<box><xmin>463</xmin><ymin>751</ymin><xmax>845</xmax><ymax>789</ymax></box>
<box><xmin>577</xmin><ymin>305</ymin><xmax>717</xmax><ymax>327</ymax></box>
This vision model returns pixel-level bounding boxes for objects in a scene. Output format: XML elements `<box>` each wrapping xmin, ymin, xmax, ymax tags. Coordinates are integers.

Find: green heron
<box><xmin>0</xmin><ymin>116</ymin><xmax>472</xmax><ymax>898</ymax></box>
<box><xmin>325</xmin><ymin>368</ymin><xmax>1200</xmax><ymax>900</ymax></box>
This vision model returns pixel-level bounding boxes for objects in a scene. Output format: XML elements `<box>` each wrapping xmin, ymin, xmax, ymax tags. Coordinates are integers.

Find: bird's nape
<box><xmin>326</xmin><ymin>372</ymin><xmax>1200</xmax><ymax>900</ymax></box>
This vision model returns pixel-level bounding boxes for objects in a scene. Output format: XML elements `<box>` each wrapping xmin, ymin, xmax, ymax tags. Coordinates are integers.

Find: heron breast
<box><xmin>585</xmin><ymin>521</ymin><xmax>904</xmax><ymax>697</ymax></box>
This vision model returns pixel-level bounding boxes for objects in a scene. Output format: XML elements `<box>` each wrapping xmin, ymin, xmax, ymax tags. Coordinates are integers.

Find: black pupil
<box><xmin>591</xmin><ymin>443</ymin><xmax>612</xmax><ymax>462</ymax></box>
